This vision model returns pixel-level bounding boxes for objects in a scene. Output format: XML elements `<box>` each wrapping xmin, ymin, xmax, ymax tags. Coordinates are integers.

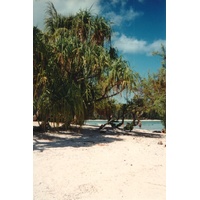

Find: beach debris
<box><xmin>162</xmin><ymin>129</ymin><xmax>166</xmax><ymax>133</ymax></box>
<box><xmin>153</xmin><ymin>130</ymin><xmax>161</xmax><ymax>133</ymax></box>
<box><xmin>157</xmin><ymin>141</ymin><xmax>163</xmax><ymax>145</ymax></box>
<box><xmin>97</xmin><ymin>143</ymin><xmax>107</xmax><ymax>146</ymax></box>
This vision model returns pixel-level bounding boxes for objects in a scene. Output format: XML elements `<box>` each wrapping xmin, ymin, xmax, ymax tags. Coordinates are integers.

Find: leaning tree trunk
<box><xmin>99</xmin><ymin>117</ymin><xmax>115</xmax><ymax>130</ymax></box>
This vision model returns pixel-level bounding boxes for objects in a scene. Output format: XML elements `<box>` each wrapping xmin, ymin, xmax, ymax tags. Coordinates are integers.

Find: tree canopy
<box><xmin>33</xmin><ymin>2</ymin><xmax>136</xmax><ymax>130</ymax></box>
<box><xmin>33</xmin><ymin>2</ymin><xmax>166</xmax><ymax>132</ymax></box>
<box><xmin>129</xmin><ymin>45</ymin><xmax>166</xmax><ymax>128</ymax></box>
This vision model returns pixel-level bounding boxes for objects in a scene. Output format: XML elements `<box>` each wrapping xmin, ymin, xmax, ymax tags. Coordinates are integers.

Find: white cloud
<box><xmin>105</xmin><ymin>8</ymin><xmax>141</xmax><ymax>26</ymax></box>
<box><xmin>54</xmin><ymin>0</ymin><xmax>101</xmax><ymax>16</ymax></box>
<box><xmin>147</xmin><ymin>39</ymin><xmax>166</xmax><ymax>54</ymax></box>
<box><xmin>109</xmin><ymin>0</ymin><xmax>128</xmax><ymax>7</ymax></box>
<box><xmin>112</xmin><ymin>31</ymin><xmax>121</xmax><ymax>38</ymax></box>
<box><xmin>33</xmin><ymin>0</ymin><xmax>101</xmax><ymax>30</ymax></box>
<box><xmin>121</xmin><ymin>0</ymin><xmax>128</xmax><ymax>7</ymax></box>
<box><xmin>113</xmin><ymin>34</ymin><xmax>166</xmax><ymax>55</ymax></box>
<box><xmin>114</xmin><ymin>34</ymin><xmax>147</xmax><ymax>53</ymax></box>
<box><xmin>124</xmin><ymin>7</ymin><xmax>141</xmax><ymax>21</ymax></box>
<box><xmin>34</xmin><ymin>0</ymin><xmax>142</xmax><ymax>29</ymax></box>
<box><xmin>105</xmin><ymin>11</ymin><xmax>123</xmax><ymax>25</ymax></box>
<box><xmin>110</xmin><ymin>0</ymin><xmax>120</xmax><ymax>6</ymax></box>
<box><xmin>33</xmin><ymin>1</ymin><xmax>48</xmax><ymax>29</ymax></box>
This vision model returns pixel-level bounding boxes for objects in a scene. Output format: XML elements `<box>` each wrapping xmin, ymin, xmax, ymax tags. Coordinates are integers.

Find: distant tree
<box><xmin>117</xmin><ymin>44</ymin><xmax>166</xmax><ymax>130</ymax></box>
<box><xmin>140</xmin><ymin>44</ymin><xmax>166</xmax><ymax>128</ymax></box>
<box><xmin>142</xmin><ymin>69</ymin><xmax>166</xmax><ymax>126</ymax></box>
<box><xmin>126</xmin><ymin>97</ymin><xmax>144</xmax><ymax>126</ymax></box>
<box><xmin>94</xmin><ymin>99</ymin><xmax>118</xmax><ymax>119</ymax></box>
<box><xmin>152</xmin><ymin>44</ymin><xmax>166</xmax><ymax>68</ymax></box>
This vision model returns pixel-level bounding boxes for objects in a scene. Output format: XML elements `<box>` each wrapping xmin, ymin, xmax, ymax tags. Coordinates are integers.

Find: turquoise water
<box><xmin>85</xmin><ymin>119</ymin><xmax>164</xmax><ymax>131</ymax></box>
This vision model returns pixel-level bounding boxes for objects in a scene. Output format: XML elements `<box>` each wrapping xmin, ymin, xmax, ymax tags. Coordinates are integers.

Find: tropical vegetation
<box><xmin>33</xmin><ymin>2</ymin><xmax>166</xmax><ymax>131</ymax></box>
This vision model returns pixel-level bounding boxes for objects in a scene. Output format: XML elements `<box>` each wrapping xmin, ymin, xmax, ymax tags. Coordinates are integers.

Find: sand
<box><xmin>33</xmin><ymin>123</ymin><xmax>166</xmax><ymax>200</ymax></box>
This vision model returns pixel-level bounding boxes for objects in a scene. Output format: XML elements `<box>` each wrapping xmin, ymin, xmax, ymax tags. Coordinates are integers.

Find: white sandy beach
<box><xmin>33</xmin><ymin>123</ymin><xmax>166</xmax><ymax>200</ymax></box>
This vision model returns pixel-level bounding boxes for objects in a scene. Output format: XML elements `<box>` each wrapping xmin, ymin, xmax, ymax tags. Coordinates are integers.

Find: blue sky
<box><xmin>33</xmin><ymin>0</ymin><xmax>166</xmax><ymax>77</ymax></box>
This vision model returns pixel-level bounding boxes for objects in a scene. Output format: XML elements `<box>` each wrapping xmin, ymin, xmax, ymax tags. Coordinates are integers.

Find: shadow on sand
<box><xmin>33</xmin><ymin>125</ymin><xmax>165</xmax><ymax>152</ymax></box>
<box><xmin>131</xmin><ymin>131</ymin><xmax>164</xmax><ymax>138</ymax></box>
<box><xmin>33</xmin><ymin>126</ymin><xmax>123</xmax><ymax>152</ymax></box>
<box><xmin>98</xmin><ymin>127</ymin><xmax>165</xmax><ymax>139</ymax></box>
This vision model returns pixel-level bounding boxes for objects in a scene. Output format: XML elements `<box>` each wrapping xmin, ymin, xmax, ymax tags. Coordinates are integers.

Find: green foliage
<box><xmin>33</xmin><ymin>2</ymin><xmax>165</xmax><ymax>131</ymax></box>
<box><xmin>139</xmin><ymin>45</ymin><xmax>166</xmax><ymax>128</ymax></box>
<box><xmin>94</xmin><ymin>98</ymin><xmax>118</xmax><ymax>119</ymax></box>
<box><xmin>33</xmin><ymin>2</ymin><xmax>135</xmax><ymax>130</ymax></box>
<box><xmin>152</xmin><ymin>44</ymin><xmax>166</xmax><ymax>68</ymax></box>
<box><xmin>124</xmin><ymin>122</ymin><xmax>134</xmax><ymax>131</ymax></box>
<box><xmin>119</xmin><ymin>44</ymin><xmax>166</xmax><ymax>129</ymax></box>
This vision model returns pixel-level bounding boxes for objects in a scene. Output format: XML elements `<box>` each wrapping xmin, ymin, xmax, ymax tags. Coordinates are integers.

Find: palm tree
<box><xmin>92</xmin><ymin>16</ymin><xmax>111</xmax><ymax>46</ymax></box>
<box><xmin>33</xmin><ymin>2</ymin><xmax>137</xmax><ymax>130</ymax></box>
<box><xmin>33</xmin><ymin>26</ymin><xmax>49</xmax><ymax>114</ymax></box>
<box><xmin>44</xmin><ymin>2</ymin><xmax>66</xmax><ymax>34</ymax></box>
<box><xmin>152</xmin><ymin>44</ymin><xmax>166</xmax><ymax>68</ymax></box>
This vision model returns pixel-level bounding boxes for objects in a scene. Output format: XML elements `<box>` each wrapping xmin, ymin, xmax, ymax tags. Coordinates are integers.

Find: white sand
<box><xmin>33</xmin><ymin>124</ymin><xmax>166</xmax><ymax>200</ymax></box>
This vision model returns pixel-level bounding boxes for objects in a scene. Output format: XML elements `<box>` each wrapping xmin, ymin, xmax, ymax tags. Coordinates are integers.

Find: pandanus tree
<box><xmin>131</xmin><ymin>44</ymin><xmax>166</xmax><ymax>129</ymax></box>
<box><xmin>113</xmin><ymin>45</ymin><xmax>166</xmax><ymax>130</ymax></box>
<box><xmin>33</xmin><ymin>2</ymin><xmax>136</xmax><ymax>130</ymax></box>
<box><xmin>139</xmin><ymin>68</ymin><xmax>166</xmax><ymax>128</ymax></box>
<box><xmin>148</xmin><ymin>44</ymin><xmax>166</xmax><ymax>128</ymax></box>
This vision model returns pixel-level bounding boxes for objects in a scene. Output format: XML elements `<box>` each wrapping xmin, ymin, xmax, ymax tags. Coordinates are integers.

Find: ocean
<box><xmin>85</xmin><ymin>119</ymin><xmax>164</xmax><ymax>131</ymax></box>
